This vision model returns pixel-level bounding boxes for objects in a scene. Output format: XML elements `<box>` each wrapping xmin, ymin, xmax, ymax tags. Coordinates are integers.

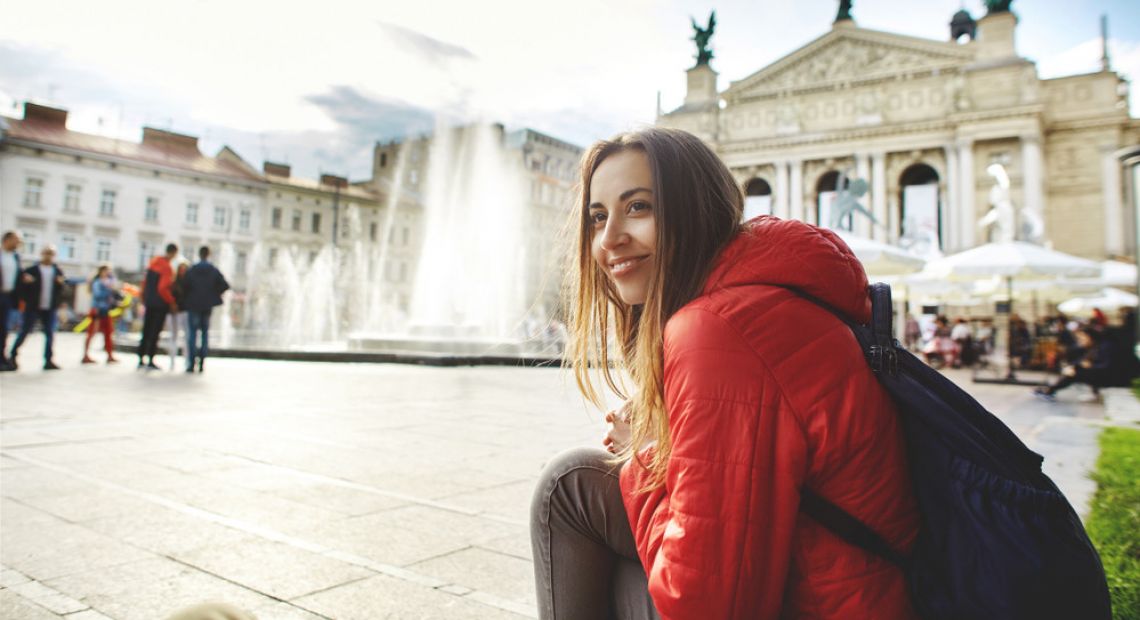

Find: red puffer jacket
<box><xmin>620</xmin><ymin>216</ymin><xmax>920</xmax><ymax>620</ymax></box>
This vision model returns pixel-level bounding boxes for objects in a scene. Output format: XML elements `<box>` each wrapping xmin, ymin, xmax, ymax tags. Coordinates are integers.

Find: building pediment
<box><xmin>726</xmin><ymin>27</ymin><xmax>975</xmax><ymax>100</ymax></box>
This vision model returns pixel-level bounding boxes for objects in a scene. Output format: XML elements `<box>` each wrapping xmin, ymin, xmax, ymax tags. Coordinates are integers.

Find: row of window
<box><xmin>267</xmin><ymin>208</ymin><xmax>412</xmax><ymax>246</ymax></box>
<box><xmin>20</xmin><ymin>230</ymin><xmax>253</xmax><ymax>276</ymax></box>
<box><xmin>21</xmin><ymin>177</ymin><xmax>252</xmax><ymax>232</ymax></box>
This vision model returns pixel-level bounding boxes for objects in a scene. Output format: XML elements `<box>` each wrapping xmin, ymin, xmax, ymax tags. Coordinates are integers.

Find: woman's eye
<box><xmin>629</xmin><ymin>201</ymin><xmax>651</xmax><ymax>213</ymax></box>
<box><xmin>589</xmin><ymin>211</ymin><xmax>607</xmax><ymax>224</ymax></box>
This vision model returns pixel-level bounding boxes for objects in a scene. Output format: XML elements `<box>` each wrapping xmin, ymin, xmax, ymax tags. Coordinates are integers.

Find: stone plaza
<box><xmin>0</xmin><ymin>333</ymin><xmax>1116</xmax><ymax>619</ymax></box>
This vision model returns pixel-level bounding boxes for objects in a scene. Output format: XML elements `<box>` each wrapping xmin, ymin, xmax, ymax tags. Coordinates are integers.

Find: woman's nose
<box><xmin>598</xmin><ymin>219</ymin><xmax>628</xmax><ymax>250</ymax></box>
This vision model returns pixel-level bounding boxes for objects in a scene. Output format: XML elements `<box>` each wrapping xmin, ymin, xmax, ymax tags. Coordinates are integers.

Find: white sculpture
<box><xmin>979</xmin><ymin>163</ymin><xmax>1016</xmax><ymax>243</ymax></box>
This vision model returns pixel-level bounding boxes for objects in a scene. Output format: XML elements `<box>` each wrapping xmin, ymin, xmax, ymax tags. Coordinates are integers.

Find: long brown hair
<box><xmin>565</xmin><ymin>127</ymin><xmax>743</xmax><ymax>490</ymax></box>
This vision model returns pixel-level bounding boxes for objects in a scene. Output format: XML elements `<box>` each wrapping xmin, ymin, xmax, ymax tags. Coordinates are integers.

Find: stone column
<box><xmin>1104</xmin><ymin>147</ymin><xmax>1124</xmax><ymax>256</ymax></box>
<box><xmin>943</xmin><ymin>145</ymin><xmax>960</xmax><ymax>252</ymax></box>
<box><xmin>776</xmin><ymin>161</ymin><xmax>790</xmax><ymax>219</ymax></box>
<box><xmin>1021</xmin><ymin>135</ymin><xmax>1045</xmax><ymax>240</ymax></box>
<box><xmin>855</xmin><ymin>153</ymin><xmax>871</xmax><ymax>237</ymax></box>
<box><xmin>957</xmin><ymin>139</ymin><xmax>976</xmax><ymax>249</ymax></box>
<box><xmin>790</xmin><ymin>160</ymin><xmax>804</xmax><ymax>222</ymax></box>
<box><xmin>872</xmin><ymin>152</ymin><xmax>887</xmax><ymax>242</ymax></box>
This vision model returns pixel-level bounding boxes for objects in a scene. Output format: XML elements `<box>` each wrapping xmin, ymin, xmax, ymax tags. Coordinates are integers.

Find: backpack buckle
<box><xmin>869</xmin><ymin>342</ymin><xmax>899</xmax><ymax>376</ymax></box>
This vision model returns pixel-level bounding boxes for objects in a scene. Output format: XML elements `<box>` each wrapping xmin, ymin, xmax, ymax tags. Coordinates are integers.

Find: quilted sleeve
<box><xmin>621</xmin><ymin>307</ymin><xmax>809</xmax><ymax>620</ymax></box>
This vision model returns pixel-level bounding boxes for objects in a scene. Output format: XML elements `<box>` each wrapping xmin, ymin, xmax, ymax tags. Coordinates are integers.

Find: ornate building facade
<box><xmin>659</xmin><ymin>8</ymin><xmax>1140</xmax><ymax>260</ymax></box>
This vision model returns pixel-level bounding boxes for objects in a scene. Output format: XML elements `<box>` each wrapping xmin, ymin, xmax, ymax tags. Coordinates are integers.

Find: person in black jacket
<box><xmin>0</xmin><ymin>230</ymin><xmax>23</xmax><ymax>371</ymax></box>
<box><xmin>1034</xmin><ymin>327</ymin><xmax>1111</xmax><ymax>400</ymax></box>
<box><xmin>9</xmin><ymin>245</ymin><xmax>67</xmax><ymax>370</ymax></box>
<box><xmin>182</xmin><ymin>246</ymin><xmax>230</xmax><ymax>373</ymax></box>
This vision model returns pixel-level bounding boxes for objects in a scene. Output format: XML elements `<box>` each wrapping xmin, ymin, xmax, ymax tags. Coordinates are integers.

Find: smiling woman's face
<box><xmin>588</xmin><ymin>149</ymin><xmax>657</xmax><ymax>306</ymax></box>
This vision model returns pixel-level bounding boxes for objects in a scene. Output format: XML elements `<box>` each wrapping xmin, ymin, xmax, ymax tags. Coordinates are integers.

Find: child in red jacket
<box><xmin>530</xmin><ymin>128</ymin><xmax>919</xmax><ymax>620</ymax></box>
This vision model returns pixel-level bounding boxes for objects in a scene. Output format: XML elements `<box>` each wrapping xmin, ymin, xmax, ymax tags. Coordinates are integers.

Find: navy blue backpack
<box><xmin>799</xmin><ymin>283</ymin><xmax>1111</xmax><ymax>620</ymax></box>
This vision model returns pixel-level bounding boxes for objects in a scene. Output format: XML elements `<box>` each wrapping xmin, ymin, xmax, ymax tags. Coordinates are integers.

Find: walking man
<box><xmin>138</xmin><ymin>243</ymin><xmax>179</xmax><ymax>370</ymax></box>
<box><xmin>182</xmin><ymin>246</ymin><xmax>229</xmax><ymax>373</ymax></box>
<box><xmin>9</xmin><ymin>245</ymin><xmax>67</xmax><ymax>370</ymax></box>
<box><xmin>0</xmin><ymin>231</ymin><xmax>22</xmax><ymax>371</ymax></box>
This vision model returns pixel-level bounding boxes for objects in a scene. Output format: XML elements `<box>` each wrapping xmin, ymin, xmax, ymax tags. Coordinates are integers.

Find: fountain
<box><xmin>208</xmin><ymin>119</ymin><xmax>560</xmax><ymax>364</ymax></box>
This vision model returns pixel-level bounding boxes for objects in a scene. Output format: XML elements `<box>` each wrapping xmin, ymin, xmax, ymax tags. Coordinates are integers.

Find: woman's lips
<box><xmin>610</xmin><ymin>256</ymin><xmax>649</xmax><ymax>277</ymax></box>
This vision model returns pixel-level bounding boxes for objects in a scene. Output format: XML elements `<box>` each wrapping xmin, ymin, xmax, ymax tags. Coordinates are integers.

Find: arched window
<box><xmin>744</xmin><ymin>177</ymin><xmax>772</xmax><ymax>221</ymax></box>
<box><xmin>899</xmin><ymin>164</ymin><xmax>941</xmax><ymax>250</ymax></box>
<box><xmin>816</xmin><ymin>170</ymin><xmax>852</xmax><ymax>230</ymax></box>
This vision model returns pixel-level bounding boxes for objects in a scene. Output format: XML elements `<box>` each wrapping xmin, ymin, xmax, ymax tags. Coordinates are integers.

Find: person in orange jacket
<box><xmin>137</xmin><ymin>243</ymin><xmax>179</xmax><ymax>370</ymax></box>
<box><xmin>530</xmin><ymin>128</ymin><xmax>919</xmax><ymax>619</ymax></box>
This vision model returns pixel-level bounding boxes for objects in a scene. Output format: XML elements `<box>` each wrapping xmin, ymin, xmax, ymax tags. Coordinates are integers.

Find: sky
<box><xmin>1</xmin><ymin>0</ymin><xmax>1137</xmax><ymax>181</ymax></box>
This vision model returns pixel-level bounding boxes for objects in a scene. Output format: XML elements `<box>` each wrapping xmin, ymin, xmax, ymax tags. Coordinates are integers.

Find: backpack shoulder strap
<box><xmin>786</xmin><ymin>283</ymin><xmax>909</xmax><ymax>568</ymax></box>
<box><xmin>800</xmin><ymin>489</ymin><xmax>909</xmax><ymax>570</ymax></box>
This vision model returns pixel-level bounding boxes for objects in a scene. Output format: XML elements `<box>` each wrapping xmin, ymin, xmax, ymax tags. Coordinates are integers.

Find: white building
<box><xmin>0</xmin><ymin>103</ymin><xmax>265</xmax><ymax>309</ymax></box>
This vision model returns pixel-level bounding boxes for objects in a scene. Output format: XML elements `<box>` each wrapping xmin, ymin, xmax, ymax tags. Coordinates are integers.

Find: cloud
<box><xmin>376</xmin><ymin>22</ymin><xmax>477</xmax><ymax>66</ymax></box>
<box><xmin>305</xmin><ymin>85</ymin><xmax>435</xmax><ymax>141</ymax></box>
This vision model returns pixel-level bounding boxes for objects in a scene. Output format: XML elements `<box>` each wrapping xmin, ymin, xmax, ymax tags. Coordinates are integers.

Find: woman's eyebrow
<box><xmin>588</xmin><ymin>187</ymin><xmax>653</xmax><ymax>210</ymax></box>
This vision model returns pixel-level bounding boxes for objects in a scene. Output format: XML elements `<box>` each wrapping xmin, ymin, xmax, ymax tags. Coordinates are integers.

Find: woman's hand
<box><xmin>603</xmin><ymin>401</ymin><xmax>634</xmax><ymax>455</ymax></box>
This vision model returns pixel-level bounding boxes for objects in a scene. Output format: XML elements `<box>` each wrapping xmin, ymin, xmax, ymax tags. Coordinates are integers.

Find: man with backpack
<box><xmin>181</xmin><ymin>246</ymin><xmax>229</xmax><ymax>373</ymax></box>
<box><xmin>138</xmin><ymin>243</ymin><xmax>179</xmax><ymax>370</ymax></box>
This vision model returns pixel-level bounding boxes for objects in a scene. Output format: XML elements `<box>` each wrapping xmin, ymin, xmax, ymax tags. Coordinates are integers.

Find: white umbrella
<box><xmin>836</xmin><ymin>232</ymin><xmax>926</xmax><ymax>276</ymax></box>
<box><xmin>1060</xmin><ymin>259</ymin><xmax>1137</xmax><ymax>291</ymax></box>
<box><xmin>921</xmin><ymin>241</ymin><xmax>1101</xmax><ymax>383</ymax></box>
<box><xmin>972</xmin><ymin>275</ymin><xmax>1102</xmax><ymax>301</ymax></box>
<box><xmin>925</xmin><ymin>241</ymin><xmax>1102</xmax><ymax>281</ymax></box>
<box><xmin>1058</xmin><ymin>287</ymin><xmax>1139</xmax><ymax>317</ymax></box>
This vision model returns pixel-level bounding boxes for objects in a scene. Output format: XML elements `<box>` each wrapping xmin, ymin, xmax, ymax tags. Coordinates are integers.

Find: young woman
<box><xmin>81</xmin><ymin>264</ymin><xmax>118</xmax><ymax>364</ymax></box>
<box><xmin>530</xmin><ymin>128</ymin><xmax>919</xmax><ymax>619</ymax></box>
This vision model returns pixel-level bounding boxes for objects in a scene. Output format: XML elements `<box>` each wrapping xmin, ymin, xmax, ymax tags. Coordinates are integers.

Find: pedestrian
<box><xmin>9</xmin><ymin>245</ymin><xmax>67</xmax><ymax>370</ymax></box>
<box><xmin>138</xmin><ymin>243</ymin><xmax>179</xmax><ymax>370</ymax></box>
<box><xmin>81</xmin><ymin>264</ymin><xmax>119</xmax><ymax>364</ymax></box>
<box><xmin>182</xmin><ymin>246</ymin><xmax>229</xmax><ymax>373</ymax></box>
<box><xmin>530</xmin><ymin>128</ymin><xmax>918</xmax><ymax>619</ymax></box>
<box><xmin>167</xmin><ymin>260</ymin><xmax>189</xmax><ymax>371</ymax></box>
<box><xmin>0</xmin><ymin>230</ymin><xmax>23</xmax><ymax>371</ymax></box>
<box><xmin>904</xmin><ymin>313</ymin><xmax>921</xmax><ymax>351</ymax></box>
<box><xmin>1034</xmin><ymin>327</ymin><xmax>1111</xmax><ymax>401</ymax></box>
<box><xmin>950</xmin><ymin>317</ymin><xmax>973</xmax><ymax>367</ymax></box>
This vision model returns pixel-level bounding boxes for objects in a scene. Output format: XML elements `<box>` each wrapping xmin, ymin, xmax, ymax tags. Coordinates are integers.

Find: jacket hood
<box><xmin>702</xmin><ymin>216</ymin><xmax>872</xmax><ymax>324</ymax></box>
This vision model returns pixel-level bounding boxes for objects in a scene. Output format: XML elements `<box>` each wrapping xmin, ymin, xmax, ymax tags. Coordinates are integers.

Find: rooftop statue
<box><xmin>691</xmin><ymin>11</ymin><xmax>716</xmax><ymax>67</ymax></box>
<box><xmin>983</xmin><ymin>0</ymin><xmax>1013</xmax><ymax>14</ymax></box>
<box><xmin>835</xmin><ymin>0</ymin><xmax>853</xmax><ymax>22</ymax></box>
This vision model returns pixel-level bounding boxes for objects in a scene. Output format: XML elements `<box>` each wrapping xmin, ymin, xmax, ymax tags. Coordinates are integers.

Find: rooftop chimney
<box><xmin>263</xmin><ymin>161</ymin><xmax>291</xmax><ymax>177</ymax></box>
<box><xmin>141</xmin><ymin>127</ymin><xmax>200</xmax><ymax>153</ymax></box>
<box><xmin>23</xmin><ymin>103</ymin><xmax>68</xmax><ymax>127</ymax></box>
<box><xmin>320</xmin><ymin>174</ymin><xmax>348</xmax><ymax>189</ymax></box>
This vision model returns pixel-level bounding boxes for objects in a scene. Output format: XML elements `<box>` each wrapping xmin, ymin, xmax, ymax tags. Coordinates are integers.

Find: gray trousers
<box><xmin>530</xmin><ymin>447</ymin><xmax>660</xmax><ymax>620</ymax></box>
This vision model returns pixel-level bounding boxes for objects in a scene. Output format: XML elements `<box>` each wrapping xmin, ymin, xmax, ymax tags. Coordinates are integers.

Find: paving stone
<box><xmin>17</xmin><ymin>487</ymin><xmax>160</xmax><ymax>523</ymax></box>
<box><xmin>293</xmin><ymin>574</ymin><xmax>529</xmax><ymax>620</ymax></box>
<box><xmin>0</xmin><ymin>588</ymin><xmax>62</xmax><ymax>620</ymax></box>
<box><xmin>410</xmin><ymin>547</ymin><xmax>536</xmax><ymax>606</ymax></box>
<box><xmin>248</xmin><ymin>601</ymin><xmax>329</xmax><ymax>620</ymax></box>
<box><xmin>64</xmin><ymin>610</ymin><xmax>116</xmax><ymax>620</ymax></box>
<box><xmin>172</xmin><ymin>537</ymin><xmax>374</xmax><ymax>600</ymax></box>
<box><xmin>1</xmin><ymin>519</ymin><xmax>155</xmax><ymax>582</ymax></box>
<box><xmin>44</xmin><ymin>557</ymin><xmax>277</xmax><ymax>620</ymax></box>
<box><xmin>0</xmin><ymin>566</ymin><xmax>34</xmax><ymax>588</ymax></box>
<box><xmin>301</xmin><ymin>517</ymin><xmax>471</xmax><ymax>567</ymax></box>
<box><xmin>441</xmin><ymin>480</ymin><xmax>536</xmax><ymax>522</ymax></box>
<box><xmin>8</xmin><ymin>580</ymin><xmax>88</xmax><ymax>614</ymax></box>
<box><xmin>0</xmin><ymin>466</ymin><xmax>93</xmax><ymax>499</ymax></box>
<box><xmin>82</xmin><ymin>505</ymin><xmax>254</xmax><ymax>556</ymax></box>
<box><xmin>476</xmin><ymin>527</ymin><xmax>533</xmax><ymax>562</ymax></box>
